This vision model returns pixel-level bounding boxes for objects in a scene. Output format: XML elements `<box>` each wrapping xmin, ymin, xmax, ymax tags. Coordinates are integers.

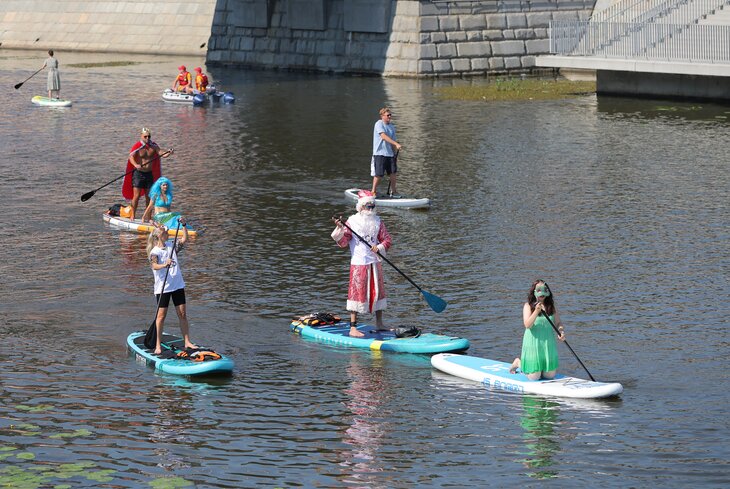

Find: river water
<box><xmin>1</xmin><ymin>51</ymin><xmax>728</xmax><ymax>488</ymax></box>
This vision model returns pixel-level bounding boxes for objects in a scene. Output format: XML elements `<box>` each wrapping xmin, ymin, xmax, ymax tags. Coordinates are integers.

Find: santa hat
<box><xmin>356</xmin><ymin>190</ymin><xmax>375</xmax><ymax>211</ymax></box>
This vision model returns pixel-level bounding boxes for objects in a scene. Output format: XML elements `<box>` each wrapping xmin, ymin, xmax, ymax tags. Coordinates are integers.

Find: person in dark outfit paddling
<box><xmin>146</xmin><ymin>219</ymin><xmax>197</xmax><ymax>355</ymax></box>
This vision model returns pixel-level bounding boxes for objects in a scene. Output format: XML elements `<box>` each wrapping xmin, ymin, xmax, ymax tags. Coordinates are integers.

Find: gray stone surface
<box><xmin>0</xmin><ymin>0</ymin><xmax>596</xmax><ymax>76</ymax></box>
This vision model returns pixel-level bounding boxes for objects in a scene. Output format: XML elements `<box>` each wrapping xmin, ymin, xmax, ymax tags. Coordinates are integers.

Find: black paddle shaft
<box><xmin>143</xmin><ymin>222</ymin><xmax>182</xmax><ymax>349</ymax></box>
<box><xmin>540</xmin><ymin>311</ymin><xmax>596</xmax><ymax>381</ymax></box>
<box><xmin>80</xmin><ymin>149</ymin><xmax>172</xmax><ymax>202</ymax></box>
<box><xmin>14</xmin><ymin>67</ymin><xmax>43</xmax><ymax>89</ymax></box>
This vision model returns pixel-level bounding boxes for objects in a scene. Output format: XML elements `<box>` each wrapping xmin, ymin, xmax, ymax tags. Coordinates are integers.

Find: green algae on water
<box><xmin>49</xmin><ymin>428</ymin><xmax>92</xmax><ymax>439</ymax></box>
<box><xmin>67</xmin><ymin>61</ymin><xmax>142</xmax><ymax>68</ymax></box>
<box><xmin>149</xmin><ymin>476</ymin><xmax>195</xmax><ymax>488</ymax></box>
<box><xmin>437</xmin><ymin>78</ymin><xmax>596</xmax><ymax>102</ymax></box>
<box><xmin>16</xmin><ymin>404</ymin><xmax>54</xmax><ymax>413</ymax></box>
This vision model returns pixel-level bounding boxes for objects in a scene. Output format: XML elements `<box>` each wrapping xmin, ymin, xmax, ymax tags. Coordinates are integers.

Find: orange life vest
<box><xmin>195</xmin><ymin>73</ymin><xmax>209</xmax><ymax>91</ymax></box>
<box><xmin>176</xmin><ymin>72</ymin><xmax>191</xmax><ymax>87</ymax></box>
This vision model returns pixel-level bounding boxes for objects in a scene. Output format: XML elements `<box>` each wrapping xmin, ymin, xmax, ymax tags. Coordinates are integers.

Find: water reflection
<box><xmin>596</xmin><ymin>96</ymin><xmax>730</xmax><ymax>123</ymax></box>
<box><xmin>518</xmin><ymin>396</ymin><xmax>560</xmax><ymax>480</ymax></box>
<box><xmin>340</xmin><ymin>352</ymin><xmax>389</xmax><ymax>488</ymax></box>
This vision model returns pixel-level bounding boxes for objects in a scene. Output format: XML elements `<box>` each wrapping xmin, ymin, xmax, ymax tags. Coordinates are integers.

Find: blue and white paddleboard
<box><xmin>290</xmin><ymin>320</ymin><xmax>469</xmax><ymax>354</ymax></box>
<box><xmin>127</xmin><ymin>331</ymin><xmax>234</xmax><ymax>376</ymax></box>
<box><xmin>431</xmin><ymin>353</ymin><xmax>622</xmax><ymax>399</ymax></box>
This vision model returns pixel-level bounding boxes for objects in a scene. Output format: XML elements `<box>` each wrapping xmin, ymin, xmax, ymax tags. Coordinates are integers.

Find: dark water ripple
<box><xmin>1</xmin><ymin>53</ymin><xmax>729</xmax><ymax>487</ymax></box>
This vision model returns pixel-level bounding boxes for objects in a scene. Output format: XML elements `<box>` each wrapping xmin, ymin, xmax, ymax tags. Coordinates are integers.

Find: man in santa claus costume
<box><xmin>332</xmin><ymin>190</ymin><xmax>392</xmax><ymax>337</ymax></box>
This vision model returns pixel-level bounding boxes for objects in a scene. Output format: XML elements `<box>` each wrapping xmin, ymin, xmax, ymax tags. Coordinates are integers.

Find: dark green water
<box><xmin>0</xmin><ymin>51</ymin><xmax>728</xmax><ymax>488</ymax></box>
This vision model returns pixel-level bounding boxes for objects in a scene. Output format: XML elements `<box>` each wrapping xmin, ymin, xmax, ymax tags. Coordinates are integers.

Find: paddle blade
<box><xmin>14</xmin><ymin>82</ymin><xmax>22</xmax><ymax>90</ymax></box>
<box><xmin>143</xmin><ymin>320</ymin><xmax>157</xmax><ymax>350</ymax></box>
<box><xmin>421</xmin><ymin>290</ymin><xmax>447</xmax><ymax>313</ymax></box>
<box><xmin>80</xmin><ymin>190</ymin><xmax>95</xmax><ymax>202</ymax></box>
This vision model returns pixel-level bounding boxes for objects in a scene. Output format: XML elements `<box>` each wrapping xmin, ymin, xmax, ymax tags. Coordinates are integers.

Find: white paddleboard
<box><xmin>431</xmin><ymin>353</ymin><xmax>623</xmax><ymax>399</ymax></box>
<box><xmin>344</xmin><ymin>188</ymin><xmax>430</xmax><ymax>209</ymax></box>
<box><xmin>31</xmin><ymin>96</ymin><xmax>72</xmax><ymax>107</ymax></box>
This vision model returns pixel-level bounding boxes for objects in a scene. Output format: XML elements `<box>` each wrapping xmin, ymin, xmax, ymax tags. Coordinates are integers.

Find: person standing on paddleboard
<box><xmin>371</xmin><ymin>107</ymin><xmax>402</xmax><ymax>198</ymax></box>
<box><xmin>147</xmin><ymin>220</ymin><xmax>197</xmax><ymax>355</ymax></box>
<box><xmin>123</xmin><ymin>127</ymin><xmax>173</xmax><ymax>221</ymax></box>
<box><xmin>332</xmin><ymin>190</ymin><xmax>392</xmax><ymax>337</ymax></box>
<box><xmin>41</xmin><ymin>49</ymin><xmax>61</xmax><ymax>100</ymax></box>
<box><xmin>510</xmin><ymin>280</ymin><xmax>567</xmax><ymax>380</ymax></box>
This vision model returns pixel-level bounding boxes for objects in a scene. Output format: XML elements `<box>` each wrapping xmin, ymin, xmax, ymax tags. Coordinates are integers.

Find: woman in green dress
<box><xmin>509</xmin><ymin>280</ymin><xmax>566</xmax><ymax>380</ymax></box>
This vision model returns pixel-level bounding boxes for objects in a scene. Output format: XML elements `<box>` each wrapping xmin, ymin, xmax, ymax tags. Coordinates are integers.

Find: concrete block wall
<box><xmin>0</xmin><ymin>0</ymin><xmax>217</xmax><ymax>55</ymax></box>
<box><xmin>208</xmin><ymin>0</ymin><xmax>421</xmax><ymax>75</ymax></box>
<box><xmin>419</xmin><ymin>0</ymin><xmax>595</xmax><ymax>75</ymax></box>
<box><xmin>208</xmin><ymin>0</ymin><xmax>596</xmax><ymax>76</ymax></box>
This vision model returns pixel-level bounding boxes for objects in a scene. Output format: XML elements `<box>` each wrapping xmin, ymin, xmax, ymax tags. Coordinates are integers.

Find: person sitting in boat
<box><xmin>332</xmin><ymin>190</ymin><xmax>392</xmax><ymax>338</ymax></box>
<box><xmin>509</xmin><ymin>280</ymin><xmax>566</xmax><ymax>380</ymax></box>
<box><xmin>194</xmin><ymin>67</ymin><xmax>209</xmax><ymax>93</ymax></box>
<box><xmin>172</xmin><ymin>65</ymin><xmax>193</xmax><ymax>94</ymax></box>
<box><xmin>141</xmin><ymin>176</ymin><xmax>184</xmax><ymax>228</ymax></box>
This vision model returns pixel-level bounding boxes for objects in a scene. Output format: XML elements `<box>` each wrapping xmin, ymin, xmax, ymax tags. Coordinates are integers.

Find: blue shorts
<box><xmin>155</xmin><ymin>288</ymin><xmax>186</xmax><ymax>308</ymax></box>
<box><xmin>371</xmin><ymin>155</ymin><xmax>398</xmax><ymax>177</ymax></box>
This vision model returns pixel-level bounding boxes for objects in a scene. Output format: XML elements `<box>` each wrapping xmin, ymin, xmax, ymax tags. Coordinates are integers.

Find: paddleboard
<box><xmin>431</xmin><ymin>353</ymin><xmax>623</xmax><ymax>399</ymax></box>
<box><xmin>31</xmin><ymin>96</ymin><xmax>72</xmax><ymax>107</ymax></box>
<box><xmin>103</xmin><ymin>213</ymin><xmax>198</xmax><ymax>236</ymax></box>
<box><xmin>290</xmin><ymin>319</ymin><xmax>469</xmax><ymax>353</ymax></box>
<box><xmin>345</xmin><ymin>188</ymin><xmax>430</xmax><ymax>209</ymax></box>
<box><xmin>127</xmin><ymin>331</ymin><xmax>234</xmax><ymax>376</ymax></box>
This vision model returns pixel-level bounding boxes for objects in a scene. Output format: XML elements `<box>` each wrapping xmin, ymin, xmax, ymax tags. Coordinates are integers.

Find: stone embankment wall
<box><xmin>0</xmin><ymin>0</ymin><xmax>217</xmax><ymax>55</ymax></box>
<box><xmin>0</xmin><ymin>0</ymin><xmax>596</xmax><ymax>76</ymax></box>
<box><xmin>208</xmin><ymin>0</ymin><xmax>596</xmax><ymax>76</ymax></box>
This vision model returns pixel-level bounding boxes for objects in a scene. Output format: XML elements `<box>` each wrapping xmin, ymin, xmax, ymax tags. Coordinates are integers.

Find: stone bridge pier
<box><xmin>0</xmin><ymin>0</ymin><xmax>595</xmax><ymax>77</ymax></box>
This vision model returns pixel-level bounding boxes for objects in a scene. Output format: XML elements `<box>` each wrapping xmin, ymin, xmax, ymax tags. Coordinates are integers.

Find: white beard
<box><xmin>350</xmin><ymin>211</ymin><xmax>381</xmax><ymax>245</ymax></box>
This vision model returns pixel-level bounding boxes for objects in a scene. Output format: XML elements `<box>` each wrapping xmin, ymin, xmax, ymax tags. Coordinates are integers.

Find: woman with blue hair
<box><xmin>142</xmin><ymin>177</ymin><xmax>184</xmax><ymax>230</ymax></box>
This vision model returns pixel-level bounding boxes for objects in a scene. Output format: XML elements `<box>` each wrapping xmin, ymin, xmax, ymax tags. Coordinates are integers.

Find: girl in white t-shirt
<box><xmin>146</xmin><ymin>220</ymin><xmax>197</xmax><ymax>354</ymax></box>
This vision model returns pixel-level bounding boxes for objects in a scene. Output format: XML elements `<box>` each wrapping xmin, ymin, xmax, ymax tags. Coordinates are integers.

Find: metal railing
<box><xmin>551</xmin><ymin>20</ymin><xmax>730</xmax><ymax>63</ymax></box>
<box><xmin>592</xmin><ymin>0</ymin><xmax>729</xmax><ymax>23</ymax></box>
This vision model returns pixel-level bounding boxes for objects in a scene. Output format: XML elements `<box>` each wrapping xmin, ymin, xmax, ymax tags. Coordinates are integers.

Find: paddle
<box><xmin>143</xmin><ymin>222</ymin><xmax>182</xmax><ymax>350</ymax></box>
<box><xmin>80</xmin><ymin>149</ymin><xmax>172</xmax><ymax>202</ymax></box>
<box><xmin>539</xmin><ymin>311</ymin><xmax>596</xmax><ymax>381</ymax></box>
<box><xmin>333</xmin><ymin>215</ymin><xmax>447</xmax><ymax>313</ymax></box>
<box><xmin>14</xmin><ymin>67</ymin><xmax>44</xmax><ymax>90</ymax></box>
<box><xmin>385</xmin><ymin>150</ymin><xmax>398</xmax><ymax>196</ymax></box>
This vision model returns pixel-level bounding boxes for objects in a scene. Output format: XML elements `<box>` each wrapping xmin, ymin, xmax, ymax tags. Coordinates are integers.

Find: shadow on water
<box><xmin>596</xmin><ymin>96</ymin><xmax>730</xmax><ymax>122</ymax></box>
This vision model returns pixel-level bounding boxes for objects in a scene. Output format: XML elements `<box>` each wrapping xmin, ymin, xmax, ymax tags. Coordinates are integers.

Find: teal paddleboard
<box><xmin>290</xmin><ymin>320</ymin><xmax>469</xmax><ymax>354</ymax></box>
<box><xmin>127</xmin><ymin>331</ymin><xmax>234</xmax><ymax>376</ymax></box>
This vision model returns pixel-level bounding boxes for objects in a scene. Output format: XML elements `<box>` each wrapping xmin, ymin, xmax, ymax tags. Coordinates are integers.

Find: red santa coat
<box><xmin>332</xmin><ymin>213</ymin><xmax>392</xmax><ymax>314</ymax></box>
